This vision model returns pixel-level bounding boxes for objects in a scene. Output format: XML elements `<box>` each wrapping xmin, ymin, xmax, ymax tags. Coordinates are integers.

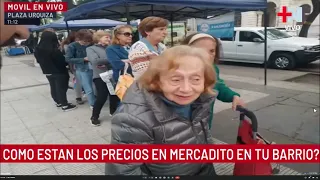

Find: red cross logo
<box><xmin>277</xmin><ymin>6</ymin><xmax>292</xmax><ymax>23</ymax></box>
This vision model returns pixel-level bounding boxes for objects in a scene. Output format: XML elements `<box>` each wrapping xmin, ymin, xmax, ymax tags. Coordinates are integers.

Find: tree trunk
<box><xmin>299</xmin><ymin>0</ymin><xmax>320</xmax><ymax>37</ymax></box>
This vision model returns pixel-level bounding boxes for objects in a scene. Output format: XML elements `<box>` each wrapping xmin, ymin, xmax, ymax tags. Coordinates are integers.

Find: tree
<box><xmin>299</xmin><ymin>0</ymin><xmax>320</xmax><ymax>37</ymax></box>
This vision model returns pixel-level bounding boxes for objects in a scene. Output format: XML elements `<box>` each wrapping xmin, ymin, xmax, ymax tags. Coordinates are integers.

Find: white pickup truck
<box><xmin>219</xmin><ymin>27</ymin><xmax>320</xmax><ymax>70</ymax></box>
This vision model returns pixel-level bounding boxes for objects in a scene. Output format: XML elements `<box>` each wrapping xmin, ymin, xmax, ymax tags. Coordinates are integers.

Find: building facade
<box><xmin>240</xmin><ymin>0</ymin><xmax>318</xmax><ymax>28</ymax></box>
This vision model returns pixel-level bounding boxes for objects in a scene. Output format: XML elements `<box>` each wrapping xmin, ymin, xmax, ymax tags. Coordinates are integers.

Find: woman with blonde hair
<box><xmin>181</xmin><ymin>33</ymin><xmax>246</xmax><ymax>129</ymax></box>
<box><xmin>106</xmin><ymin>25</ymin><xmax>133</xmax><ymax>109</ymax></box>
<box><xmin>106</xmin><ymin>45</ymin><xmax>217</xmax><ymax>175</ymax></box>
<box><xmin>86</xmin><ymin>30</ymin><xmax>112</xmax><ymax>126</ymax></box>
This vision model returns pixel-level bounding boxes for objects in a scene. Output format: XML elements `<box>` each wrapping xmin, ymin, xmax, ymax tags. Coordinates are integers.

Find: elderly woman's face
<box><xmin>191</xmin><ymin>38</ymin><xmax>216</xmax><ymax>64</ymax></box>
<box><xmin>99</xmin><ymin>35</ymin><xmax>110</xmax><ymax>45</ymax></box>
<box><xmin>147</xmin><ymin>26</ymin><xmax>168</xmax><ymax>43</ymax></box>
<box><xmin>117</xmin><ymin>28</ymin><xmax>132</xmax><ymax>45</ymax></box>
<box><xmin>159</xmin><ymin>56</ymin><xmax>205</xmax><ymax>105</ymax></box>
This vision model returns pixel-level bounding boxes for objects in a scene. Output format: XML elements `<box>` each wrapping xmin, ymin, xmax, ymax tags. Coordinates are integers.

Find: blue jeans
<box><xmin>76</xmin><ymin>69</ymin><xmax>95</xmax><ymax>106</ymax></box>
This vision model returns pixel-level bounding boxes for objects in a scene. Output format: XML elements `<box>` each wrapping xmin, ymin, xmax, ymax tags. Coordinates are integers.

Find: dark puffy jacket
<box><xmin>105</xmin><ymin>82</ymin><xmax>216</xmax><ymax>175</ymax></box>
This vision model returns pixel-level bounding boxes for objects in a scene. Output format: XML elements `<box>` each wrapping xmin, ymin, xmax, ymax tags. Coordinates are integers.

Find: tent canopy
<box><xmin>26</xmin><ymin>25</ymin><xmax>38</xmax><ymax>31</ymax></box>
<box><xmin>30</xmin><ymin>17</ymin><xmax>137</xmax><ymax>32</ymax></box>
<box><xmin>64</xmin><ymin>0</ymin><xmax>267</xmax><ymax>21</ymax></box>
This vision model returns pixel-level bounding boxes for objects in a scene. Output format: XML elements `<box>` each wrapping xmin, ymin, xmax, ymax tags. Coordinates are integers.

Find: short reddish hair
<box><xmin>138</xmin><ymin>45</ymin><xmax>216</xmax><ymax>95</ymax></box>
<box><xmin>138</xmin><ymin>17</ymin><xmax>168</xmax><ymax>37</ymax></box>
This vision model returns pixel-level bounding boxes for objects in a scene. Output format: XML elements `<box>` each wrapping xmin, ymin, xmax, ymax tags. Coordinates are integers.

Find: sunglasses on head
<box><xmin>119</xmin><ymin>32</ymin><xmax>132</xmax><ymax>37</ymax></box>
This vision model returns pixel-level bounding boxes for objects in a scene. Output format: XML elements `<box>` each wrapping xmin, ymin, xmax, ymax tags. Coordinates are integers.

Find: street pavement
<box><xmin>0</xmin><ymin>54</ymin><xmax>319</xmax><ymax>175</ymax></box>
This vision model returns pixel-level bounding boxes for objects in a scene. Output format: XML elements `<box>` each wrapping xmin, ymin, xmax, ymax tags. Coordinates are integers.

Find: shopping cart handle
<box><xmin>236</xmin><ymin>105</ymin><xmax>258</xmax><ymax>133</ymax></box>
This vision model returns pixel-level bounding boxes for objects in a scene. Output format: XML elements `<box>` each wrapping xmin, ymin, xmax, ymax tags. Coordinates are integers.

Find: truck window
<box><xmin>239</xmin><ymin>31</ymin><xmax>262</xmax><ymax>42</ymax></box>
<box><xmin>220</xmin><ymin>31</ymin><xmax>236</xmax><ymax>41</ymax></box>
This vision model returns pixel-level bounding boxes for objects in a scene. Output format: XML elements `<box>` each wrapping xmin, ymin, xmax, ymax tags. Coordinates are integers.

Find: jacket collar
<box><xmin>111</xmin><ymin>44</ymin><xmax>129</xmax><ymax>55</ymax></box>
<box><xmin>122</xmin><ymin>82</ymin><xmax>216</xmax><ymax>123</ymax></box>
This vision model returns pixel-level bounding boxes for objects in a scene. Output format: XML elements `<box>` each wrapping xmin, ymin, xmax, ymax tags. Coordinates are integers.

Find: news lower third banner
<box><xmin>0</xmin><ymin>144</ymin><xmax>319</xmax><ymax>163</ymax></box>
<box><xmin>3</xmin><ymin>2</ymin><xmax>67</xmax><ymax>25</ymax></box>
<box><xmin>4</xmin><ymin>12</ymin><xmax>57</xmax><ymax>25</ymax></box>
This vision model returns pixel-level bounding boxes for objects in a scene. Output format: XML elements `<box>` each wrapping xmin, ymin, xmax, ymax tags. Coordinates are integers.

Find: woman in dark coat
<box><xmin>34</xmin><ymin>31</ymin><xmax>77</xmax><ymax>112</ymax></box>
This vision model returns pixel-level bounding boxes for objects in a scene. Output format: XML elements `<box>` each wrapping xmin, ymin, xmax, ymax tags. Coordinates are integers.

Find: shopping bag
<box><xmin>99</xmin><ymin>70</ymin><xmax>116</xmax><ymax>95</ymax></box>
<box><xmin>115</xmin><ymin>62</ymin><xmax>134</xmax><ymax>101</ymax></box>
<box><xmin>233</xmin><ymin>106</ymin><xmax>280</xmax><ymax>176</ymax></box>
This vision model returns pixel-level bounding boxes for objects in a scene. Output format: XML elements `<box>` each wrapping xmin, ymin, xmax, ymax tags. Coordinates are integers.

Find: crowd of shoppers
<box><xmin>0</xmin><ymin>0</ymin><xmax>249</xmax><ymax>174</ymax></box>
<box><xmin>29</xmin><ymin>15</ymin><xmax>247</xmax><ymax>175</ymax></box>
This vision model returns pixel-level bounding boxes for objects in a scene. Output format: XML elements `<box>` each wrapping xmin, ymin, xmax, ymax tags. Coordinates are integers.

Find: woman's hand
<box><xmin>84</xmin><ymin>57</ymin><xmax>89</xmax><ymax>61</ymax></box>
<box><xmin>232</xmin><ymin>95</ymin><xmax>246</xmax><ymax>111</ymax></box>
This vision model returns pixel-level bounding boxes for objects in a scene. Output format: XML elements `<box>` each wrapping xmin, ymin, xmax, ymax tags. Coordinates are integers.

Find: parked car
<box><xmin>275</xmin><ymin>27</ymin><xmax>299</xmax><ymax>37</ymax></box>
<box><xmin>219</xmin><ymin>27</ymin><xmax>320</xmax><ymax>70</ymax></box>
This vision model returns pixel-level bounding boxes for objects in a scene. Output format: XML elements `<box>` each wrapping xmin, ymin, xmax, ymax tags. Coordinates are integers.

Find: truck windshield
<box><xmin>258</xmin><ymin>29</ymin><xmax>292</xmax><ymax>40</ymax></box>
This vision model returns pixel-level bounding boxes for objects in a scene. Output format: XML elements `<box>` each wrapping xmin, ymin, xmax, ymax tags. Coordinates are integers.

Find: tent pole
<box><xmin>263</xmin><ymin>9</ymin><xmax>268</xmax><ymax>86</ymax></box>
<box><xmin>151</xmin><ymin>5</ymin><xmax>154</xmax><ymax>15</ymax></box>
<box><xmin>170</xmin><ymin>14</ymin><xmax>174</xmax><ymax>47</ymax></box>
<box><xmin>35</xmin><ymin>32</ymin><xmax>39</xmax><ymax>48</ymax></box>
<box><xmin>126</xmin><ymin>3</ymin><xmax>130</xmax><ymax>25</ymax></box>
<box><xmin>65</xmin><ymin>21</ymin><xmax>70</xmax><ymax>35</ymax></box>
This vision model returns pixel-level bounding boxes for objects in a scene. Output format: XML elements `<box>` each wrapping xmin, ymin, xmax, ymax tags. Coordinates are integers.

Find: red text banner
<box><xmin>0</xmin><ymin>144</ymin><xmax>319</xmax><ymax>163</ymax></box>
<box><xmin>4</xmin><ymin>2</ymin><xmax>68</xmax><ymax>12</ymax></box>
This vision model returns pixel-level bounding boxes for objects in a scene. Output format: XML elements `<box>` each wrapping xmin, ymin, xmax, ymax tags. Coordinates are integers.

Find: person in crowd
<box><xmin>181</xmin><ymin>33</ymin><xmax>245</xmax><ymax>129</ymax></box>
<box><xmin>22</xmin><ymin>33</ymin><xmax>36</xmax><ymax>53</ymax></box>
<box><xmin>0</xmin><ymin>0</ymin><xmax>29</xmax><ymax>68</ymax></box>
<box><xmin>57</xmin><ymin>34</ymin><xmax>64</xmax><ymax>44</ymax></box>
<box><xmin>106</xmin><ymin>25</ymin><xmax>133</xmax><ymax>107</ymax></box>
<box><xmin>86</xmin><ymin>31</ymin><xmax>114</xmax><ymax>126</ymax></box>
<box><xmin>37</xmin><ymin>28</ymin><xmax>55</xmax><ymax>44</ymax></box>
<box><xmin>34</xmin><ymin>31</ymin><xmax>77</xmax><ymax>111</ymax></box>
<box><xmin>65</xmin><ymin>29</ymin><xmax>95</xmax><ymax>109</ymax></box>
<box><xmin>105</xmin><ymin>45</ymin><xmax>217</xmax><ymax>175</ymax></box>
<box><xmin>61</xmin><ymin>31</ymin><xmax>85</xmax><ymax>104</ymax></box>
<box><xmin>129</xmin><ymin>16</ymin><xmax>168</xmax><ymax>79</ymax></box>
<box><xmin>61</xmin><ymin>31</ymin><xmax>76</xmax><ymax>54</ymax></box>
<box><xmin>44</xmin><ymin>28</ymin><xmax>55</xmax><ymax>32</ymax></box>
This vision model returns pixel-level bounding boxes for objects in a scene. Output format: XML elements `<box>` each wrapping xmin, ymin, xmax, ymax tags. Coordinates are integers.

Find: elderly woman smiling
<box><xmin>105</xmin><ymin>45</ymin><xmax>217</xmax><ymax>176</ymax></box>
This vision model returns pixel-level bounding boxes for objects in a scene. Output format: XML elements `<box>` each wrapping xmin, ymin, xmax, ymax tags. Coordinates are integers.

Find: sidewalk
<box><xmin>0</xmin><ymin>54</ymin><xmax>314</xmax><ymax>175</ymax></box>
<box><xmin>0</xmin><ymin>54</ymin><xmax>48</xmax><ymax>91</ymax></box>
